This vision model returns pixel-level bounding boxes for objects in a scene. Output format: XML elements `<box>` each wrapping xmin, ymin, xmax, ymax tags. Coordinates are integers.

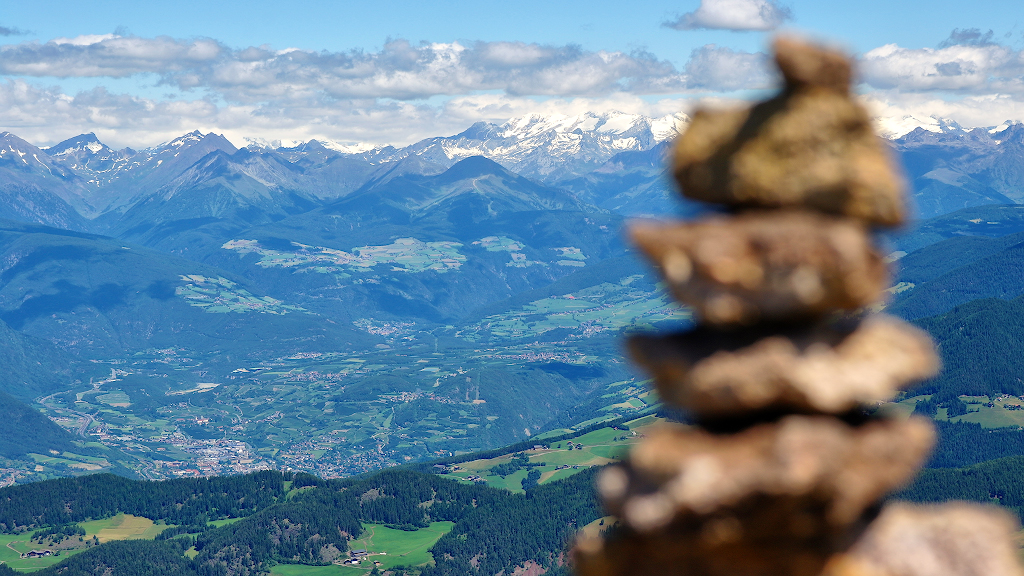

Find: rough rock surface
<box><xmin>597</xmin><ymin>416</ymin><xmax>934</xmax><ymax>534</ymax></box>
<box><xmin>630</xmin><ymin>211</ymin><xmax>888</xmax><ymax>324</ymax></box>
<box><xmin>573</xmin><ymin>524</ymin><xmax>856</xmax><ymax>576</ymax></box>
<box><xmin>671</xmin><ymin>38</ymin><xmax>905</xmax><ymax>225</ymax></box>
<box><xmin>629</xmin><ymin>315</ymin><xmax>939</xmax><ymax>418</ymax></box>
<box><xmin>573</xmin><ymin>502</ymin><xmax>1024</xmax><ymax>576</ymax></box>
<box><xmin>824</xmin><ymin>503</ymin><xmax>1024</xmax><ymax>576</ymax></box>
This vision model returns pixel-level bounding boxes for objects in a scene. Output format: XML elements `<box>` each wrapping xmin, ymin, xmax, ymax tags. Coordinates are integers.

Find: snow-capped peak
<box><xmin>318</xmin><ymin>139</ymin><xmax>377</xmax><ymax>154</ymax></box>
<box><xmin>164</xmin><ymin>130</ymin><xmax>207</xmax><ymax>148</ymax></box>
<box><xmin>650</xmin><ymin>112</ymin><xmax>690</xmax><ymax>142</ymax></box>
<box><xmin>989</xmin><ymin>120</ymin><xmax>1022</xmax><ymax>135</ymax></box>
<box><xmin>497</xmin><ymin>111</ymin><xmax>641</xmax><ymax>139</ymax></box>
<box><xmin>874</xmin><ymin>114</ymin><xmax>973</xmax><ymax>140</ymax></box>
<box><xmin>46</xmin><ymin>133</ymin><xmax>111</xmax><ymax>157</ymax></box>
<box><xmin>244</xmin><ymin>136</ymin><xmax>304</xmax><ymax>150</ymax></box>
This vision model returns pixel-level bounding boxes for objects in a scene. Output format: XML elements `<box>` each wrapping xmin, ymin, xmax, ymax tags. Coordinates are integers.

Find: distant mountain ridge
<box><xmin>349</xmin><ymin>111</ymin><xmax>689</xmax><ymax>183</ymax></box>
<box><xmin>0</xmin><ymin>111</ymin><xmax>1021</xmax><ymax>231</ymax></box>
<box><xmin>891</xmin><ymin>120</ymin><xmax>1024</xmax><ymax>218</ymax></box>
<box><xmin>0</xmin><ymin>111</ymin><xmax>690</xmax><ymax>237</ymax></box>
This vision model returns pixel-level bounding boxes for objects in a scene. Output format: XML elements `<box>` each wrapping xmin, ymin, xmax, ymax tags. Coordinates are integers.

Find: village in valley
<box><xmin>25</xmin><ymin>334</ymin><xmax>659</xmax><ymax>481</ymax></box>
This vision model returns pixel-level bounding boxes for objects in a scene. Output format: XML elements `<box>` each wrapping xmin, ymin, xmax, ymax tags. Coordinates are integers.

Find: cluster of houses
<box><xmin>338</xmin><ymin>548</ymin><xmax>384</xmax><ymax>567</ymax></box>
<box><xmin>432</xmin><ymin>464</ymin><xmax>462</xmax><ymax>474</ymax></box>
<box><xmin>22</xmin><ymin>549</ymin><xmax>53</xmax><ymax>559</ymax></box>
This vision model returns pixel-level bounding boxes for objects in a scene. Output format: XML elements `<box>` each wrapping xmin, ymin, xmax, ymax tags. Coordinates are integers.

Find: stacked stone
<box><xmin>572</xmin><ymin>37</ymin><xmax>1024</xmax><ymax>576</ymax></box>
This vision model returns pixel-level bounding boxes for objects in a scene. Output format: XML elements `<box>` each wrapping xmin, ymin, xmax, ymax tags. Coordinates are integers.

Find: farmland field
<box><xmin>270</xmin><ymin>564</ymin><xmax>363</xmax><ymax>576</ymax></box>
<box><xmin>207</xmin><ymin>518</ymin><xmax>244</xmax><ymax>528</ymax></box>
<box><xmin>222</xmin><ymin>237</ymin><xmax>466</xmax><ymax>275</ymax></box>
<box><xmin>0</xmin><ymin>532</ymin><xmax>80</xmax><ymax>571</ymax></box>
<box><xmin>883</xmin><ymin>394</ymin><xmax>1024</xmax><ymax>429</ymax></box>
<box><xmin>176</xmin><ymin>275</ymin><xmax>305</xmax><ymax>314</ymax></box>
<box><xmin>440</xmin><ymin>413</ymin><xmax>666</xmax><ymax>493</ymax></box>
<box><xmin>80</xmin><ymin>514</ymin><xmax>168</xmax><ymax>543</ymax></box>
<box><xmin>0</xmin><ymin>514</ymin><xmax>168</xmax><ymax>572</ymax></box>
<box><xmin>465</xmin><ymin>275</ymin><xmax>690</xmax><ymax>340</ymax></box>
<box><xmin>268</xmin><ymin>522</ymin><xmax>455</xmax><ymax>576</ymax></box>
<box><xmin>348</xmin><ymin>522</ymin><xmax>455</xmax><ymax>571</ymax></box>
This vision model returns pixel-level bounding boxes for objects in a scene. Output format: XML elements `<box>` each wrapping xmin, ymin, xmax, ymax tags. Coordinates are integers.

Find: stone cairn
<box><xmin>572</xmin><ymin>37</ymin><xmax>1024</xmax><ymax>576</ymax></box>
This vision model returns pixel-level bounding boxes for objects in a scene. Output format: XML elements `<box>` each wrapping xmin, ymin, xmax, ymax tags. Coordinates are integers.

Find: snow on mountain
<box><xmin>873</xmin><ymin>114</ymin><xmax>1005</xmax><ymax>140</ymax></box>
<box><xmin>44</xmin><ymin>133</ymin><xmax>136</xmax><ymax>193</ymax></box>
<box><xmin>0</xmin><ymin>132</ymin><xmax>93</xmax><ymax>227</ymax></box>
<box><xmin>31</xmin><ymin>130</ymin><xmax>238</xmax><ymax>217</ymax></box>
<box><xmin>348</xmin><ymin>111</ymin><xmax>690</xmax><ymax>183</ymax></box>
<box><xmin>7</xmin><ymin>109</ymin><xmax>1024</xmax><ymax>229</ymax></box>
<box><xmin>46</xmin><ymin>133</ymin><xmax>111</xmax><ymax>157</ymax></box>
<box><xmin>84</xmin><ymin>131</ymin><xmax>239</xmax><ymax>215</ymax></box>
<box><xmin>246</xmin><ymin>137</ymin><xmax>376</xmax><ymax>155</ymax></box>
<box><xmin>0</xmin><ymin>132</ymin><xmax>79</xmax><ymax>178</ymax></box>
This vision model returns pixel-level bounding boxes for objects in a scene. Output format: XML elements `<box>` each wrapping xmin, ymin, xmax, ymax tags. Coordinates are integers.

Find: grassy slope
<box><xmin>438</xmin><ymin>414</ymin><xmax>664</xmax><ymax>493</ymax></box>
<box><xmin>0</xmin><ymin>514</ymin><xmax>169</xmax><ymax>572</ymax></box>
<box><xmin>269</xmin><ymin>521</ymin><xmax>455</xmax><ymax>576</ymax></box>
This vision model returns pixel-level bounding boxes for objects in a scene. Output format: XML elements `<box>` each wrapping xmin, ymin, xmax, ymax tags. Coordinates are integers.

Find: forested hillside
<box><xmin>928</xmin><ymin>421</ymin><xmax>1024</xmax><ymax>469</ymax></box>
<box><xmin>898</xmin><ymin>456</ymin><xmax>1024</xmax><ymax>520</ymax></box>
<box><xmin>0</xmin><ymin>392</ymin><xmax>82</xmax><ymax>460</ymax></box>
<box><xmin>912</xmin><ymin>296</ymin><xmax>1024</xmax><ymax>404</ymax></box>
<box><xmin>0</xmin><ymin>467</ymin><xmax>601</xmax><ymax>576</ymax></box>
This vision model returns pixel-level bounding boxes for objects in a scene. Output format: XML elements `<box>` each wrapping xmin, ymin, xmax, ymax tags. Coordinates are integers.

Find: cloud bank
<box><xmin>0</xmin><ymin>34</ymin><xmax>775</xmax><ymax>147</ymax></box>
<box><xmin>0</xmin><ymin>35</ymin><xmax>776</xmax><ymax>100</ymax></box>
<box><xmin>861</xmin><ymin>41</ymin><xmax>1024</xmax><ymax>93</ymax></box>
<box><xmin>0</xmin><ymin>28</ymin><xmax>1022</xmax><ymax>147</ymax></box>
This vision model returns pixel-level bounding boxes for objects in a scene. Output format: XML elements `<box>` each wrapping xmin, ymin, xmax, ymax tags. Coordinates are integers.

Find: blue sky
<box><xmin>1</xmin><ymin>0</ymin><xmax>1023</xmax><ymax>147</ymax></box>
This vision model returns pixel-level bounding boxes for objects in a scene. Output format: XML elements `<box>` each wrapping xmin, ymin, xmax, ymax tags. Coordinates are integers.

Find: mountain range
<box><xmin>1</xmin><ymin>110</ymin><xmax>1024</xmax><ymax>485</ymax></box>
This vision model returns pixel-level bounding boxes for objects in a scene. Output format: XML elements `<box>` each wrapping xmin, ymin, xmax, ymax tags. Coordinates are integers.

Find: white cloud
<box><xmin>4</xmin><ymin>29</ymin><xmax>1024</xmax><ymax>150</ymax></box>
<box><xmin>861</xmin><ymin>42</ymin><xmax>1024</xmax><ymax>93</ymax></box>
<box><xmin>0</xmin><ymin>35</ymin><xmax>223</xmax><ymax>78</ymax></box>
<box><xmin>51</xmin><ymin>34</ymin><xmax>118</xmax><ymax>46</ymax></box>
<box><xmin>683</xmin><ymin>45</ymin><xmax>773</xmax><ymax>90</ymax></box>
<box><xmin>181</xmin><ymin>39</ymin><xmax>689</xmax><ymax>100</ymax></box>
<box><xmin>665</xmin><ymin>0</ymin><xmax>792</xmax><ymax>31</ymax></box>
<box><xmin>0</xmin><ymin>35</ymin><xmax>769</xmax><ymax>102</ymax></box>
<box><xmin>0</xmin><ymin>78</ymin><xmax>715</xmax><ymax>150</ymax></box>
<box><xmin>0</xmin><ymin>34</ymin><xmax>774</xmax><ymax>149</ymax></box>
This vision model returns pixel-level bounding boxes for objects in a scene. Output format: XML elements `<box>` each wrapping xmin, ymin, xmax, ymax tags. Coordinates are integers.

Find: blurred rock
<box><xmin>824</xmin><ymin>502</ymin><xmax>1024</xmax><ymax>576</ymax></box>
<box><xmin>629</xmin><ymin>315</ymin><xmax>939</xmax><ymax>418</ymax></box>
<box><xmin>598</xmin><ymin>416</ymin><xmax>934</xmax><ymax>534</ymax></box>
<box><xmin>573</xmin><ymin>34</ymin><xmax>1016</xmax><ymax>576</ymax></box>
<box><xmin>572</xmin><ymin>523</ymin><xmax>850</xmax><ymax>576</ymax></box>
<box><xmin>671</xmin><ymin>37</ymin><xmax>905</xmax><ymax>225</ymax></box>
<box><xmin>774</xmin><ymin>36</ymin><xmax>853</xmax><ymax>93</ymax></box>
<box><xmin>630</xmin><ymin>211</ymin><xmax>887</xmax><ymax>324</ymax></box>
<box><xmin>572</xmin><ymin>502</ymin><xmax>1022</xmax><ymax>576</ymax></box>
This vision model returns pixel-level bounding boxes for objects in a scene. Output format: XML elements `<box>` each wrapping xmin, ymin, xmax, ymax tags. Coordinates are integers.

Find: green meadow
<box><xmin>0</xmin><ymin>514</ymin><xmax>168</xmax><ymax>572</ymax></box>
<box><xmin>222</xmin><ymin>237</ymin><xmax>466</xmax><ymax>275</ymax></box>
<box><xmin>268</xmin><ymin>521</ymin><xmax>455</xmax><ymax>576</ymax></box>
<box><xmin>79</xmin><ymin>514</ymin><xmax>168</xmax><ymax>543</ymax></box>
<box><xmin>885</xmin><ymin>394</ymin><xmax>1024</xmax><ymax>429</ymax></box>
<box><xmin>441</xmin><ymin>414</ymin><xmax>665</xmax><ymax>493</ymax></box>
<box><xmin>470</xmin><ymin>276</ymin><xmax>690</xmax><ymax>339</ymax></box>
<box><xmin>176</xmin><ymin>275</ymin><xmax>305</xmax><ymax>315</ymax></box>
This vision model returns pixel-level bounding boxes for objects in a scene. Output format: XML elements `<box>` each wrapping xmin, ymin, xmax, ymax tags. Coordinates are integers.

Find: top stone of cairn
<box><xmin>672</xmin><ymin>37</ymin><xmax>905</xmax><ymax>226</ymax></box>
